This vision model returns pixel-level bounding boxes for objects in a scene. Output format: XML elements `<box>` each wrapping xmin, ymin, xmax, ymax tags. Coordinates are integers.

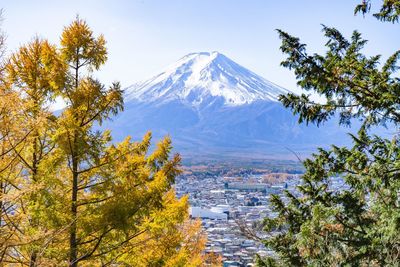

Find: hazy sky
<box><xmin>1</xmin><ymin>0</ymin><xmax>399</xmax><ymax>93</ymax></box>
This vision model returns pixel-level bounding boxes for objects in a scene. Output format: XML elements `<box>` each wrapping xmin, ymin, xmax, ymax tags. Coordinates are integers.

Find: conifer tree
<box><xmin>4</xmin><ymin>37</ymin><xmax>65</xmax><ymax>266</ymax></box>
<box><xmin>0</xmin><ymin>15</ymin><xmax>206</xmax><ymax>267</ymax></box>
<box><xmin>259</xmin><ymin>1</ymin><xmax>400</xmax><ymax>266</ymax></box>
<box><xmin>0</xmin><ymin>11</ymin><xmax>27</xmax><ymax>262</ymax></box>
<box><xmin>56</xmin><ymin>17</ymin><xmax>123</xmax><ymax>266</ymax></box>
<box><xmin>54</xmin><ymin>18</ymin><xmax>205</xmax><ymax>266</ymax></box>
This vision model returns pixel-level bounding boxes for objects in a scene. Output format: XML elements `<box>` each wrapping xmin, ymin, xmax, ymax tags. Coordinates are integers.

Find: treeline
<box><xmin>0</xmin><ymin>15</ymin><xmax>211</xmax><ymax>266</ymax></box>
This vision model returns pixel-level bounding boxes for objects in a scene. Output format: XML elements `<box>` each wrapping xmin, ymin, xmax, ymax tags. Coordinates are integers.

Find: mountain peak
<box><xmin>125</xmin><ymin>52</ymin><xmax>289</xmax><ymax>107</ymax></box>
<box><xmin>181</xmin><ymin>51</ymin><xmax>222</xmax><ymax>59</ymax></box>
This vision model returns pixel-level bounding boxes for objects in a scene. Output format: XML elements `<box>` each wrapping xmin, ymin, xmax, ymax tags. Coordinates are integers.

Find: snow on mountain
<box><xmin>105</xmin><ymin>51</ymin><xmax>356</xmax><ymax>160</ymax></box>
<box><xmin>125</xmin><ymin>51</ymin><xmax>289</xmax><ymax>107</ymax></box>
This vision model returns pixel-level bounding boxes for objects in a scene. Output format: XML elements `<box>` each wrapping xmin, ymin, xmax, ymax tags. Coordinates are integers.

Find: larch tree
<box><xmin>56</xmin><ymin>17</ymin><xmax>123</xmax><ymax>266</ymax></box>
<box><xmin>53</xmin><ymin>18</ymin><xmax>205</xmax><ymax>266</ymax></box>
<box><xmin>258</xmin><ymin>1</ymin><xmax>400</xmax><ymax>266</ymax></box>
<box><xmin>4</xmin><ymin>37</ymin><xmax>66</xmax><ymax>266</ymax></box>
<box><xmin>0</xmin><ymin>10</ymin><xmax>26</xmax><ymax>262</ymax></box>
<box><xmin>0</xmin><ymin>15</ymin><xmax>206</xmax><ymax>267</ymax></box>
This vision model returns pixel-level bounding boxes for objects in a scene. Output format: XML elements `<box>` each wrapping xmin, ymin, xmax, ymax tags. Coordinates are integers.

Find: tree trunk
<box><xmin>69</xmin><ymin>149</ymin><xmax>78</xmax><ymax>267</ymax></box>
<box><xmin>29</xmin><ymin>131</ymin><xmax>39</xmax><ymax>267</ymax></box>
<box><xmin>29</xmin><ymin>253</ymin><xmax>37</xmax><ymax>267</ymax></box>
<box><xmin>69</xmin><ymin>52</ymin><xmax>80</xmax><ymax>267</ymax></box>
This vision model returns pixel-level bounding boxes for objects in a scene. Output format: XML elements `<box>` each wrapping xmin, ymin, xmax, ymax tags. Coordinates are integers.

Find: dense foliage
<box><xmin>0</xmin><ymin>17</ymin><xmax>207</xmax><ymax>266</ymax></box>
<box><xmin>259</xmin><ymin>1</ymin><xmax>400</xmax><ymax>266</ymax></box>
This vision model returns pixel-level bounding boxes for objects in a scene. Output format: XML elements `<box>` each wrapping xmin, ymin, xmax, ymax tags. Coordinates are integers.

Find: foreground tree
<box><xmin>56</xmin><ymin>17</ymin><xmax>123</xmax><ymax>266</ymax></box>
<box><xmin>53</xmin><ymin>18</ymin><xmax>206</xmax><ymax>266</ymax></box>
<box><xmin>0</xmin><ymin>10</ymin><xmax>27</xmax><ymax>263</ymax></box>
<box><xmin>0</xmin><ymin>17</ymin><xmax>206</xmax><ymax>266</ymax></box>
<box><xmin>3</xmin><ymin>36</ymin><xmax>65</xmax><ymax>266</ymax></box>
<box><xmin>259</xmin><ymin>1</ymin><xmax>400</xmax><ymax>266</ymax></box>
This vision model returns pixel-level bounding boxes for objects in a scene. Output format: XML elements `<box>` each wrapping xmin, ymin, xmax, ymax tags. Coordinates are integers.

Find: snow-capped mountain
<box><xmin>106</xmin><ymin>52</ymin><xmax>354</xmax><ymax>160</ymax></box>
<box><xmin>125</xmin><ymin>51</ymin><xmax>288</xmax><ymax>107</ymax></box>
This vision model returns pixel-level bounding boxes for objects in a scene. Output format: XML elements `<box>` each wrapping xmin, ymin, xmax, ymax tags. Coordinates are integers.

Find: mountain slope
<box><xmin>125</xmin><ymin>51</ymin><xmax>288</xmax><ymax>107</ymax></box>
<box><xmin>106</xmin><ymin>52</ymin><xmax>354</xmax><ymax>160</ymax></box>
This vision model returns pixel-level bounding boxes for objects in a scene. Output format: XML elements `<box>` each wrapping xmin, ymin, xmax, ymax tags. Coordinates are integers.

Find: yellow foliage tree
<box><xmin>0</xmin><ymin>15</ymin><xmax>208</xmax><ymax>267</ymax></box>
<box><xmin>4</xmin><ymin>37</ymin><xmax>66</xmax><ymax>266</ymax></box>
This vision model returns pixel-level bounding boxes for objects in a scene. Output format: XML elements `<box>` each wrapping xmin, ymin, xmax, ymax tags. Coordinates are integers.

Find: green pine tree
<box><xmin>258</xmin><ymin>1</ymin><xmax>400</xmax><ymax>266</ymax></box>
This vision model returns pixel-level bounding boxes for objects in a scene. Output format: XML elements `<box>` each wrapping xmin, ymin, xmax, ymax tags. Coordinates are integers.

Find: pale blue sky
<box><xmin>1</xmin><ymin>0</ymin><xmax>399</xmax><ymax>93</ymax></box>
